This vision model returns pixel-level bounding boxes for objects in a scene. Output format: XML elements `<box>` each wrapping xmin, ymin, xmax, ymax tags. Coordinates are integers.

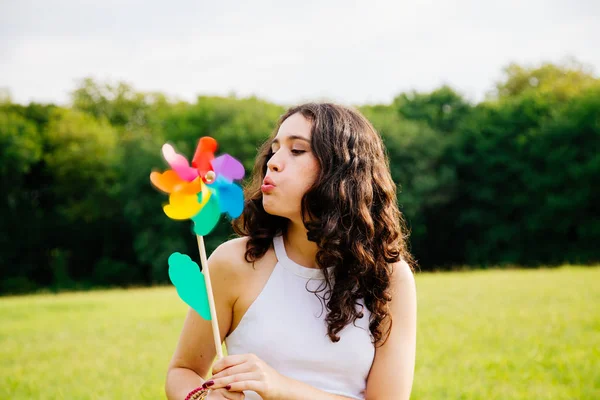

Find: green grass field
<box><xmin>1</xmin><ymin>266</ymin><xmax>598</xmax><ymax>399</ymax></box>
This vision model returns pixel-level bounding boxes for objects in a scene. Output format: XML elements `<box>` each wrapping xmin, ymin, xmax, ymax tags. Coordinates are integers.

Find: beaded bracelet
<box><xmin>191</xmin><ymin>389</ymin><xmax>209</xmax><ymax>400</ymax></box>
<box><xmin>184</xmin><ymin>386</ymin><xmax>209</xmax><ymax>400</ymax></box>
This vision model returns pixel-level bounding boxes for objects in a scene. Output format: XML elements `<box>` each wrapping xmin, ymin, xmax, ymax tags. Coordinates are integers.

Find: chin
<box><xmin>262</xmin><ymin>200</ymin><xmax>278</xmax><ymax>216</ymax></box>
<box><xmin>262</xmin><ymin>202</ymin><xmax>290</xmax><ymax>219</ymax></box>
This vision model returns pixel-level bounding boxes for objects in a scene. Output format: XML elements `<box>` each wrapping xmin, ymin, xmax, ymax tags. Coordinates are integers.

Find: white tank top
<box><xmin>224</xmin><ymin>234</ymin><xmax>375</xmax><ymax>400</ymax></box>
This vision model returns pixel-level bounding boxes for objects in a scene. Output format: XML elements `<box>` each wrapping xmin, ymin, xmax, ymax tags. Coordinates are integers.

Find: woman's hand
<box><xmin>207</xmin><ymin>388</ymin><xmax>245</xmax><ymax>399</ymax></box>
<box><xmin>206</xmin><ymin>353</ymin><xmax>287</xmax><ymax>399</ymax></box>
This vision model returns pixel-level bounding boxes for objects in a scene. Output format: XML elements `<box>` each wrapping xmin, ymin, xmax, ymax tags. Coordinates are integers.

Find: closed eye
<box><xmin>269</xmin><ymin>149</ymin><xmax>305</xmax><ymax>157</ymax></box>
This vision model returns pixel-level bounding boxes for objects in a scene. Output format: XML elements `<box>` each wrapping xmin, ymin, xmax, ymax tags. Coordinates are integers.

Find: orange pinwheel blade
<box><xmin>151</xmin><ymin>170</ymin><xmax>203</xmax><ymax>195</ymax></box>
<box><xmin>178</xmin><ymin>176</ymin><xmax>203</xmax><ymax>195</ymax></box>
<box><xmin>150</xmin><ymin>170</ymin><xmax>184</xmax><ymax>193</ymax></box>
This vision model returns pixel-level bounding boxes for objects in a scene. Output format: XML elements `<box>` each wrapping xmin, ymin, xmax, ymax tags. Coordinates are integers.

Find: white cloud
<box><xmin>1</xmin><ymin>0</ymin><xmax>598</xmax><ymax>106</ymax></box>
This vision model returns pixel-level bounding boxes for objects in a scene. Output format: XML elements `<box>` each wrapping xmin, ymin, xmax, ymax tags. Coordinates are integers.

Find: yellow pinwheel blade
<box><xmin>163</xmin><ymin>192</ymin><xmax>203</xmax><ymax>220</ymax></box>
<box><xmin>198</xmin><ymin>180</ymin><xmax>212</xmax><ymax>208</ymax></box>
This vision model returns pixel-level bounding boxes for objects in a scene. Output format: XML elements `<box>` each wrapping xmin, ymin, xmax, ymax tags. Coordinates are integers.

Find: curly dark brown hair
<box><xmin>232</xmin><ymin>102</ymin><xmax>414</xmax><ymax>346</ymax></box>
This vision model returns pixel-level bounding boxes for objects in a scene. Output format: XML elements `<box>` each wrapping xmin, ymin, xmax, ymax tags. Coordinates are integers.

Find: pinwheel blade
<box><xmin>164</xmin><ymin>192</ymin><xmax>203</xmax><ymax>220</ymax></box>
<box><xmin>168</xmin><ymin>252</ymin><xmax>211</xmax><ymax>320</ymax></box>
<box><xmin>191</xmin><ymin>188</ymin><xmax>221</xmax><ymax>236</ymax></box>
<box><xmin>192</xmin><ymin>137</ymin><xmax>218</xmax><ymax>176</ymax></box>
<box><xmin>151</xmin><ymin>170</ymin><xmax>203</xmax><ymax>195</ymax></box>
<box><xmin>162</xmin><ymin>143</ymin><xmax>199</xmax><ymax>182</ymax></box>
<box><xmin>150</xmin><ymin>170</ymin><xmax>184</xmax><ymax>194</ymax></box>
<box><xmin>211</xmin><ymin>154</ymin><xmax>245</xmax><ymax>181</ymax></box>
<box><xmin>209</xmin><ymin>175</ymin><xmax>244</xmax><ymax>218</ymax></box>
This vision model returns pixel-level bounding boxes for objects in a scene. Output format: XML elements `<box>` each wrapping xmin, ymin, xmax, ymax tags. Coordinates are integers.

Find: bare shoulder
<box><xmin>208</xmin><ymin>236</ymin><xmax>251</xmax><ymax>275</ymax></box>
<box><xmin>386</xmin><ymin>259</ymin><xmax>417</xmax><ymax>327</ymax></box>
<box><xmin>390</xmin><ymin>259</ymin><xmax>416</xmax><ymax>288</ymax></box>
<box><xmin>207</xmin><ymin>236</ymin><xmax>276</xmax><ymax>290</ymax></box>
<box><xmin>203</xmin><ymin>237</ymin><xmax>252</xmax><ymax>308</ymax></box>
<box><xmin>209</xmin><ymin>236</ymin><xmax>275</xmax><ymax>272</ymax></box>
<box><xmin>211</xmin><ymin>236</ymin><xmax>278</xmax><ymax>335</ymax></box>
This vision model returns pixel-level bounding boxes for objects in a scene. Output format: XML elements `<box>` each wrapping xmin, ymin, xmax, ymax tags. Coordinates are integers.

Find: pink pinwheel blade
<box><xmin>211</xmin><ymin>154</ymin><xmax>245</xmax><ymax>182</ymax></box>
<box><xmin>162</xmin><ymin>144</ymin><xmax>199</xmax><ymax>182</ymax></box>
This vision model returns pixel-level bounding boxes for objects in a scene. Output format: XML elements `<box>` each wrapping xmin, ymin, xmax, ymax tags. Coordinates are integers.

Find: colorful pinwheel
<box><xmin>150</xmin><ymin>136</ymin><xmax>246</xmax><ymax>359</ymax></box>
<box><xmin>150</xmin><ymin>137</ymin><xmax>245</xmax><ymax>235</ymax></box>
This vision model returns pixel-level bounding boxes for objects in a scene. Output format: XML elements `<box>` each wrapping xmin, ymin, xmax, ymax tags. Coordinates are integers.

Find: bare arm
<box><xmin>364</xmin><ymin>260</ymin><xmax>417</xmax><ymax>400</ymax></box>
<box><xmin>165</xmin><ymin>240</ymin><xmax>241</xmax><ymax>400</ymax></box>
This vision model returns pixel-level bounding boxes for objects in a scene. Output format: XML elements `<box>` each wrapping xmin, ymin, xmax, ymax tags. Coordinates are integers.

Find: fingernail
<box><xmin>225</xmin><ymin>384</ymin><xmax>231</xmax><ymax>390</ymax></box>
<box><xmin>205</xmin><ymin>380</ymin><xmax>214</xmax><ymax>387</ymax></box>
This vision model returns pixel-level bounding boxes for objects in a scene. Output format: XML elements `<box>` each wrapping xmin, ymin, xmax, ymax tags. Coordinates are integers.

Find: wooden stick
<box><xmin>196</xmin><ymin>234</ymin><xmax>223</xmax><ymax>360</ymax></box>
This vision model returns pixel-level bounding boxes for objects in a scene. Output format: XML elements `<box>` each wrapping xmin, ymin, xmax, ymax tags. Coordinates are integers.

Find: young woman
<box><xmin>165</xmin><ymin>103</ymin><xmax>417</xmax><ymax>400</ymax></box>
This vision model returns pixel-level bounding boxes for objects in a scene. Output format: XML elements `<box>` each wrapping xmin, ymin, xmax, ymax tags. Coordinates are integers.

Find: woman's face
<box><xmin>262</xmin><ymin>112</ymin><xmax>320</xmax><ymax>221</ymax></box>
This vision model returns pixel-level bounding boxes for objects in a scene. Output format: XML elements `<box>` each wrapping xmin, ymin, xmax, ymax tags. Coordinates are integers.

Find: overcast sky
<box><xmin>1</xmin><ymin>0</ymin><xmax>598</xmax><ymax>106</ymax></box>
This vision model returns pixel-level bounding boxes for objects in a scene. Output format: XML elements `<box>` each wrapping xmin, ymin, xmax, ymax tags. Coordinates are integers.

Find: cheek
<box><xmin>297</xmin><ymin>161</ymin><xmax>319</xmax><ymax>193</ymax></box>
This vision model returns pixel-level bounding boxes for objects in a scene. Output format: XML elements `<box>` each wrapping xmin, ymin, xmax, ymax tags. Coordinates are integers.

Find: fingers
<box><xmin>224</xmin><ymin>380</ymin><xmax>263</xmax><ymax>394</ymax></box>
<box><xmin>210</xmin><ymin>388</ymin><xmax>245</xmax><ymax>399</ymax></box>
<box><xmin>210</xmin><ymin>362</ymin><xmax>249</xmax><ymax>380</ymax></box>
<box><xmin>208</xmin><ymin>354</ymin><xmax>265</xmax><ymax>397</ymax></box>
<box><xmin>212</xmin><ymin>354</ymin><xmax>251</xmax><ymax>375</ymax></box>
<box><xmin>211</xmin><ymin>372</ymin><xmax>259</xmax><ymax>391</ymax></box>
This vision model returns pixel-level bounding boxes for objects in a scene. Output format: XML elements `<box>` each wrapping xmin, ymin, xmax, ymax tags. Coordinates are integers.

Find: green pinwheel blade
<box><xmin>192</xmin><ymin>188</ymin><xmax>221</xmax><ymax>236</ymax></box>
<box><xmin>167</xmin><ymin>252</ymin><xmax>211</xmax><ymax>320</ymax></box>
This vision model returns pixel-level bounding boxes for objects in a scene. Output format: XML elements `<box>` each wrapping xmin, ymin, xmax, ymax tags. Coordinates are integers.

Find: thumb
<box><xmin>224</xmin><ymin>391</ymin><xmax>244</xmax><ymax>400</ymax></box>
<box><xmin>211</xmin><ymin>388</ymin><xmax>245</xmax><ymax>399</ymax></box>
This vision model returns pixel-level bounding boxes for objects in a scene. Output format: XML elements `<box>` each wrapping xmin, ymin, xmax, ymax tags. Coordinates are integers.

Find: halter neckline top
<box><xmin>223</xmin><ymin>234</ymin><xmax>375</xmax><ymax>399</ymax></box>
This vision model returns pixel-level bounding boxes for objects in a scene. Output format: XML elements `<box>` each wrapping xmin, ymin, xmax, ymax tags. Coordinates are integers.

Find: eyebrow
<box><xmin>270</xmin><ymin>135</ymin><xmax>311</xmax><ymax>147</ymax></box>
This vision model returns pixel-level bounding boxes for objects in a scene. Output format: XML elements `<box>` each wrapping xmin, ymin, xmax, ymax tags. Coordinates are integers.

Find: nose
<box><xmin>267</xmin><ymin>151</ymin><xmax>282</xmax><ymax>172</ymax></box>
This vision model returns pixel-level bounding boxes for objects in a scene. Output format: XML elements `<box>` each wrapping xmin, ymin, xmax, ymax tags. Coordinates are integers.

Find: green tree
<box><xmin>71</xmin><ymin>77</ymin><xmax>169</xmax><ymax>128</ymax></box>
<box><xmin>361</xmin><ymin>105</ymin><xmax>457</xmax><ymax>267</ymax></box>
<box><xmin>43</xmin><ymin>108</ymin><xmax>123</xmax><ymax>284</ymax></box>
<box><xmin>491</xmin><ymin>58</ymin><xmax>598</xmax><ymax>100</ymax></box>
<box><xmin>392</xmin><ymin>85</ymin><xmax>472</xmax><ymax>133</ymax></box>
<box><xmin>0</xmin><ymin>110</ymin><xmax>45</xmax><ymax>292</ymax></box>
<box><xmin>450</xmin><ymin>79</ymin><xmax>600</xmax><ymax>266</ymax></box>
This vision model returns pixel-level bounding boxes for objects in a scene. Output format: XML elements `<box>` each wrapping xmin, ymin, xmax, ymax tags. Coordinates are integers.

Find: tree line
<box><xmin>1</xmin><ymin>59</ymin><xmax>598</xmax><ymax>294</ymax></box>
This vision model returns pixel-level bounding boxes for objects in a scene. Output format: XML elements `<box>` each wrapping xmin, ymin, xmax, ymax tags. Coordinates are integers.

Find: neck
<box><xmin>284</xmin><ymin>220</ymin><xmax>319</xmax><ymax>269</ymax></box>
